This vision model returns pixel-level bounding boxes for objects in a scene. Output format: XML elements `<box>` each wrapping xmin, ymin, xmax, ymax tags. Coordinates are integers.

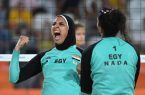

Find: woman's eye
<box><xmin>59</xmin><ymin>22</ymin><xmax>64</xmax><ymax>26</ymax></box>
<box><xmin>52</xmin><ymin>22</ymin><xmax>56</xmax><ymax>26</ymax></box>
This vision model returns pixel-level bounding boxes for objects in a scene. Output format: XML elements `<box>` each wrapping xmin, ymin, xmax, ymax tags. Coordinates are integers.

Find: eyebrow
<box><xmin>58</xmin><ymin>15</ymin><xmax>69</xmax><ymax>29</ymax></box>
<box><xmin>52</xmin><ymin>21</ymin><xmax>65</xmax><ymax>24</ymax></box>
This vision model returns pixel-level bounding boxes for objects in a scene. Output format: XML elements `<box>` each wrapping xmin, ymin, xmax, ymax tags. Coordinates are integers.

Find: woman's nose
<box><xmin>54</xmin><ymin>23</ymin><xmax>59</xmax><ymax>28</ymax></box>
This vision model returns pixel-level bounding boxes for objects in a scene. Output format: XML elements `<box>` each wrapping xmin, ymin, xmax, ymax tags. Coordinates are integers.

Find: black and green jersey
<box><xmin>9</xmin><ymin>45</ymin><xmax>82</xmax><ymax>95</ymax></box>
<box><xmin>81</xmin><ymin>37</ymin><xmax>140</xmax><ymax>95</ymax></box>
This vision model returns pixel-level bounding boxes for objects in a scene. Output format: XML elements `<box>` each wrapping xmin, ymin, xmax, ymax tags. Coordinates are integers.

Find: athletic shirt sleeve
<box><xmin>9</xmin><ymin>50</ymin><xmax>47</xmax><ymax>83</ymax></box>
<box><xmin>125</xmin><ymin>41</ymin><xmax>140</xmax><ymax>88</ymax></box>
<box><xmin>129</xmin><ymin>42</ymin><xmax>140</xmax><ymax>88</ymax></box>
<box><xmin>134</xmin><ymin>51</ymin><xmax>140</xmax><ymax>88</ymax></box>
<box><xmin>81</xmin><ymin>41</ymin><xmax>101</xmax><ymax>94</ymax></box>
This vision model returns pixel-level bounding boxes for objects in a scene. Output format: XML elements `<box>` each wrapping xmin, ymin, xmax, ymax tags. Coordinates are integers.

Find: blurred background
<box><xmin>0</xmin><ymin>0</ymin><xmax>145</xmax><ymax>95</ymax></box>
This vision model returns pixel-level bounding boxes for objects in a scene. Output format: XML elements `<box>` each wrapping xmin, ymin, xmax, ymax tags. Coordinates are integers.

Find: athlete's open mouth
<box><xmin>54</xmin><ymin>33</ymin><xmax>61</xmax><ymax>37</ymax></box>
<box><xmin>54</xmin><ymin>33</ymin><xmax>61</xmax><ymax>40</ymax></box>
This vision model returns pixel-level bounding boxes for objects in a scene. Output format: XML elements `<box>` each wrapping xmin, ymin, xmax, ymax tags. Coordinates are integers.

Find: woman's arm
<box><xmin>9</xmin><ymin>36</ymin><xmax>45</xmax><ymax>83</ymax></box>
<box><xmin>9</xmin><ymin>51</ymin><xmax>45</xmax><ymax>83</ymax></box>
<box><xmin>9</xmin><ymin>50</ymin><xmax>21</xmax><ymax>83</ymax></box>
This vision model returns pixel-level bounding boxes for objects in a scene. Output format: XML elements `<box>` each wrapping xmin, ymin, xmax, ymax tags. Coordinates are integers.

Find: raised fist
<box><xmin>15</xmin><ymin>36</ymin><xmax>29</xmax><ymax>50</ymax></box>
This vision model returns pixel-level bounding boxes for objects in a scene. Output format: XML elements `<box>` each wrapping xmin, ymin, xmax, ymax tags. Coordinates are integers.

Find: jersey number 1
<box><xmin>113</xmin><ymin>46</ymin><xmax>117</xmax><ymax>51</ymax></box>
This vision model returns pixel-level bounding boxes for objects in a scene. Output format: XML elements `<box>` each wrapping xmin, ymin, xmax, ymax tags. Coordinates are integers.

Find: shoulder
<box><xmin>76</xmin><ymin>47</ymin><xmax>83</xmax><ymax>54</ymax></box>
<box><xmin>83</xmin><ymin>40</ymin><xmax>102</xmax><ymax>55</ymax></box>
<box><xmin>37</xmin><ymin>48</ymin><xmax>54</xmax><ymax>58</ymax></box>
<box><xmin>124</xmin><ymin>41</ymin><xmax>140</xmax><ymax>56</ymax></box>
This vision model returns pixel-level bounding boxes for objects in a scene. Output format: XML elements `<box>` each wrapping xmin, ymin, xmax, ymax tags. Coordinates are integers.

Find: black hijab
<box><xmin>55</xmin><ymin>15</ymin><xmax>76</xmax><ymax>50</ymax></box>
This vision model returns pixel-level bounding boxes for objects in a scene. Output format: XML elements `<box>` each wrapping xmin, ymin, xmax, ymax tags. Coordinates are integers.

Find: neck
<box><xmin>55</xmin><ymin>42</ymin><xmax>75</xmax><ymax>50</ymax></box>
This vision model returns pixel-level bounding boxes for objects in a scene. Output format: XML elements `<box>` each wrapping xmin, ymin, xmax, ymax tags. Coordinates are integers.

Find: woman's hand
<box><xmin>14</xmin><ymin>35</ymin><xmax>29</xmax><ymax>51</ymax></box>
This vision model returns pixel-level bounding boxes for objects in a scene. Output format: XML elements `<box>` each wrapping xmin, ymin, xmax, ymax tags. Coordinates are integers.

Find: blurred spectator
<box><xmin>108</xmin><ymin>0</ymin><xmax>127</xmax><ymax>13</ymax></box>
<box><xmin>8</xmin><ymin>1</ymin><xmax>32</xmax><ymax>32</ymax></box>
<box><xmin>34</xmin><ymin>0</ymin><xmax>56</xmax><ymax>16</ymax></box>
<box><xmin>0</xmin><ymin>25</ymin><xmax>12</xmax><ymax>53</ymax></box>
<box><xmin>32</xmin><ymin>7</ymin><xmax>47</xmax><ymax>17</ymax></box>
<box><xmin>2</xmin><ymin>0</ymin><xmax>9</xmax><ymax>9</ymax></box>
<box><xmin>0</xmin><ymin>0</ymin><xmax>7</xmax><ymax>27</ymax></box>
<box><xmin>56</xmin><ymin>0</ymin><xmax>80</xmax><ymax>19</ymax></box>
<box><xmin>84</xmin><ymin>0</ymin><xmax>102</xmax><ymax>46</ymax></box>
<box><xmin>75</xmin><ymin>21</ymin><xmax>86</xmax><ymax>48</ymax></box>
<box><xmin>55</xmin><ymin>0</ymin><xmax>65</xmax><ymax>15</ymax></box>
<box><xmin>9</xmin><ymin>0</ymin><xmax>36</xmax><ymax>10</ymax></box>
<box><xmin>32</xmin><ymin>11</ymin><xmax>54</xmax><ymax>51</ymax></box>
<box><xmin>10</xmin><ymin>0</ymin><xmax>56</xmax><ymax>15</ymax></box>
<box><xmin>85</xmin><ymin>0</ymin><xmax>98</xmax><ymax>16</ymax></box>
<box><xmin>0</xmin><ymin>0</ymin><xmax>12</xmax><ymax>53</ymax></box>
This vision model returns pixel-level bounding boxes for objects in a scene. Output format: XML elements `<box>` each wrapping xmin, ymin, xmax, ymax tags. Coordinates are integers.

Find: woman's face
<box><xmin>75</xmin><ymin>27</ymin><xmax>85</xmax><ymax>47</ymax></box>
<box><xmin>51</xmin><ymin>16</ymin><xmax>69</xmax><ymax>45</ymax></box>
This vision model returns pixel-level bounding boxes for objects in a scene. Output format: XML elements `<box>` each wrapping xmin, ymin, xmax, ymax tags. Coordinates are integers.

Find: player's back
<box><xmin>91</xmin><ymin>37</ymin><xmax>139</xmax><ymax>95</ymax></box>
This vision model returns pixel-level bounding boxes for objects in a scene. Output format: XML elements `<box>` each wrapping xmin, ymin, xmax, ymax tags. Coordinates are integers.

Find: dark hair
<box><xmin>98</xmin><ymin>8</ymin><xmax>128</xmax><ymax>41</ymax></box>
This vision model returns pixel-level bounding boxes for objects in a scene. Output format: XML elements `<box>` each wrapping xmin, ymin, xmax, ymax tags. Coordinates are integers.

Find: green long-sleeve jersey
<box><xmin>81</xmin><ymin>37</ymin><xmax>140</xmax><ymax>95</ymax></box>
<box><xmin>9</xmin><ymin>45</ymin><xmax>82</xmax><ymax>95</ymax></box>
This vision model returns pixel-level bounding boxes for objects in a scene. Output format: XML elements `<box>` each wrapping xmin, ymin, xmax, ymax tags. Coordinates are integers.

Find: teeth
<box><xmin>55</xmin><ymin>35</ymin><xmax>60</xmax><ymax>40</ymax></box>
<box><xmin>54</xmin><ymin>33</ymin><xmax>61</xmax><ymax>39</ymax></box>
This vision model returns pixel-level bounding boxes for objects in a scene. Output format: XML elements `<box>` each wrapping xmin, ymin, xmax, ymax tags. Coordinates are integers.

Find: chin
<box><xmin>79</xmin><ymin>42</ymin><xmax>85</xmax><ymax>46</ymax></box>
<box><xmin>55</xmin><ymin>41</ymin><xmax>63</xmax><ymax>45</ymax></box>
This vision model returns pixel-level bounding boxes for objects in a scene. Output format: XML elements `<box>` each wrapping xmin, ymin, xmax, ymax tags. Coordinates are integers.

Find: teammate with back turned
<box><xmin>80</xmin><ymin>8</ymin><xmax>140</xmax><ymax>95</ymax></box>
